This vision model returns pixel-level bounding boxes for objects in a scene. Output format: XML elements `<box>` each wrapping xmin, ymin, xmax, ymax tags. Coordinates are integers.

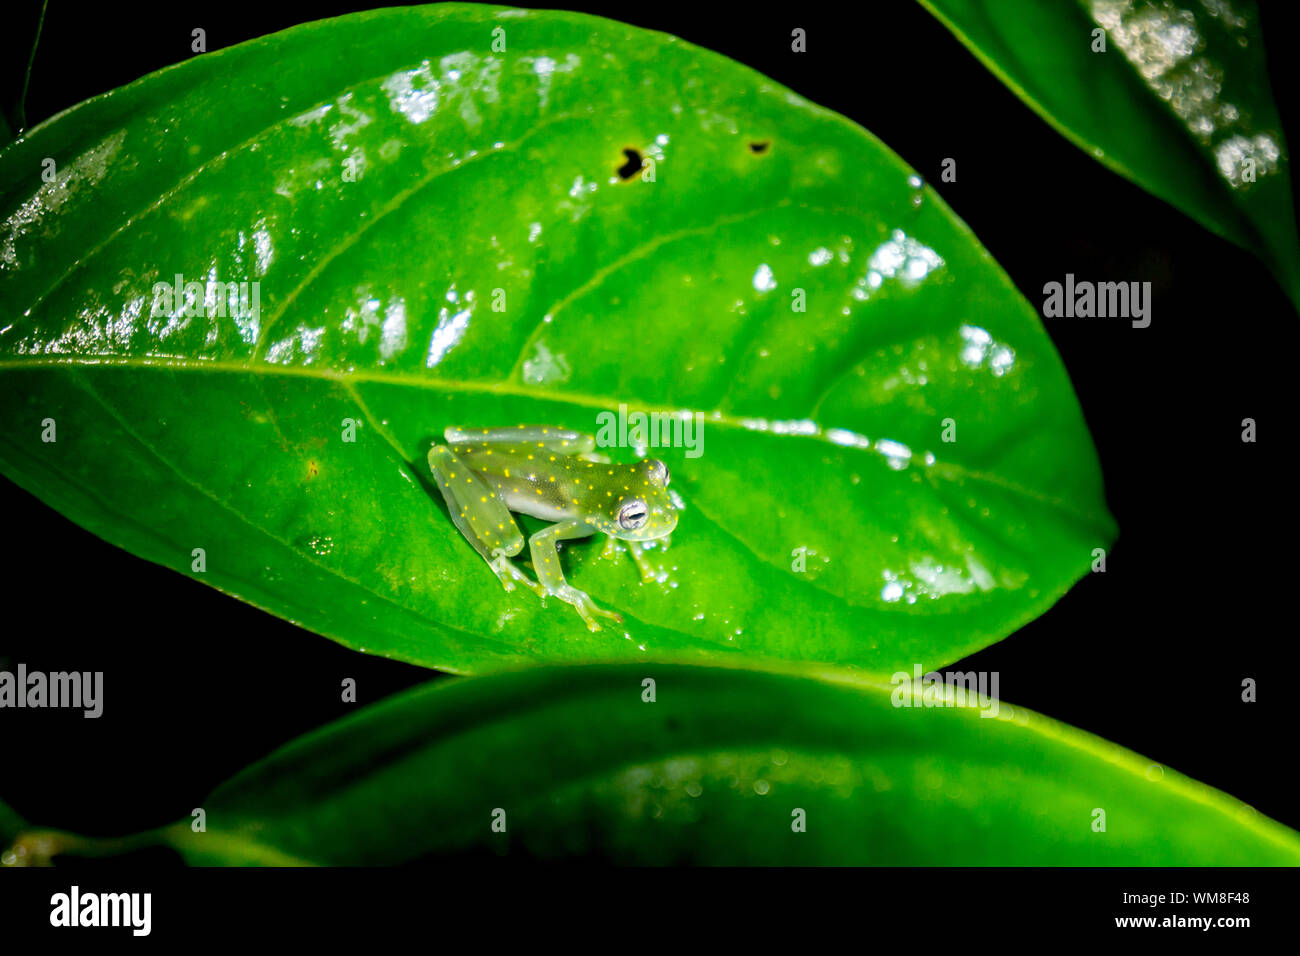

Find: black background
<box><xmin>1</xmin><ymin>0</ymin><xmax>1297</xmax><ymax>851</ymax></box>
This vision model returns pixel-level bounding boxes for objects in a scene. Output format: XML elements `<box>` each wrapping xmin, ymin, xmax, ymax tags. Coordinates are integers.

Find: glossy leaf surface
<box><xmin>163</xmin><ymin>665</ymin><xmax>1300</xmax><ymax>865</ymax></box>
<box><xmin>0</xmin><ymin>4</ymin><xmax>1113</xmax><ymax>675</ymax></box>
<box><xmin>922</xmin><ymin>0</ymin><xmax>1300</xmax><ymax>309</ymax></box>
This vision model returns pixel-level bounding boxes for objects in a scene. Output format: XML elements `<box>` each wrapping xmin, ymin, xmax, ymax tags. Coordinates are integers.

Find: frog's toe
<box><xmin>489</xmin><ymin>551</ymin><xmax>547</xmax><ymax>599</ymax></box>
<box><xmin>591</xmin><ymin>603</ymin><xmax>623</xmax><ymax>623</ymax></box>
<box><xmin>556</xmin><ymin>586</ymin><xmax>622</xmax><ymax>631</ymax></box>
<box><xmin>578</xmin><ymin>606</ymin><xmax>622</xmax><ymax>632</ymax></box>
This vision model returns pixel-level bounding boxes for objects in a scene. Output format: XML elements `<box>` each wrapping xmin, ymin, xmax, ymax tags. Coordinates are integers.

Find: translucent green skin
<box><xmin>428</xmin><ymin>425</ymin><xmax>677</xmax><ymax>631</ymax></box>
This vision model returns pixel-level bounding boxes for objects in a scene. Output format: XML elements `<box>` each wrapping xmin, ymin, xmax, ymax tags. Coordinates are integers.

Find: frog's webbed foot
<box><xmin>554</xmin><ymin>584</ymin><xmax>623</xmax><ymax>632</ymax></box>
<box><xmin>489</xmin><ymin>548</ymin><xmax>547</xmax><ymax>598</ymax></box>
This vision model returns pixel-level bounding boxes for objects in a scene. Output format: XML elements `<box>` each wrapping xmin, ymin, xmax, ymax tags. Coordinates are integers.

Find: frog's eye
<box><xmin>618</xmin><ymin>500</ymin><xmax>648</xmax><ymax>530</ymax></box>
<box><xmin>648</xmin><ymin>460</ymin><xmax>670</xmax><ymax>486</ymax></box>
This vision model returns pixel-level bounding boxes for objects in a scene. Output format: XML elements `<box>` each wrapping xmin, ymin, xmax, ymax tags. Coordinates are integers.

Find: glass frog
<box><xmin>428</xmin><ymin>425</ymin><xmax>678</xmax><ymax>631</ymax></box>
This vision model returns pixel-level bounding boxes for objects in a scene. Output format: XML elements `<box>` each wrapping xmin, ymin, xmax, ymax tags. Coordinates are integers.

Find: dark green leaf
<box><xmin>921</xmin><ymin>0</ymin><xmax>1300</xmax><ymax>309</ymax></box>
<box><xmin>0</xmin><ymin>0</ymin><xmax>46</xmax><ymax>144</ymax></box>
<box><xmin>0</xmin><ymin>4</ymin><xmax>1113</xmax><ymax>676</ymax></box>
<box><xmin>162</xmin><ymin>665</ymin><xmax>1300</xmax><ymax>865</ymax></box>
<box><xmin>0</xmin><ymin>797</ymin><xmax>25</xmax><ymax>851</ymax></box>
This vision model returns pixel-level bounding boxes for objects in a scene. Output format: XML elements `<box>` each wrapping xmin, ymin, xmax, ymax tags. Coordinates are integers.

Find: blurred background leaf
<box><xmin>921</xmin><ymin>0</ymin><xmax>1300</xmax><ymax>311</ymax></box>
<box><xmin>0</xmin><ymin>0</ymin><xmax>46</xmax><ymax>144</ymax></box>
<box><xmin>0</xmin><ymin>798</ymin><xmax>25</xmax><ymax>852</ymax></box>
<box><xmin>157</xmin><ymin>665</ymin><xmax>1300</xmax><ymax>865</ymax></box>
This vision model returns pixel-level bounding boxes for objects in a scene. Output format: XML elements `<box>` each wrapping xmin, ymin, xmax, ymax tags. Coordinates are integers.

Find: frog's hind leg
<box><xmin>427</xmin><ymin>445</ymin><xmax>545</xmax><ymax>598</ymax></box>
<box><xmin>529</xmin><ymin>518</ymin><xmax>623</xmax><ymax>632</ymax></box>
<box><xmin>445</xmin><ymin>425</ymin><xmax>596</xmax><ymax>457</ymax></box>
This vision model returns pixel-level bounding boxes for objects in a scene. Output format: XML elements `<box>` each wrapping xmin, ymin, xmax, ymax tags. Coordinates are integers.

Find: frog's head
<box><xmin>602</xmin><ymin>458</ymin><xmax>678</xmax><ymax>541</ymax></box>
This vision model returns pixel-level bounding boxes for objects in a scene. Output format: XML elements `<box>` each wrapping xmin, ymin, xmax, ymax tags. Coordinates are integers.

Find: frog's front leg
<box><xmin>595</xmin><ymin>538</ymin><xmax>660</xmax><ymax>582</ymax></box>
<box><xmin>529</xmin><ymin>518</ymin><xmax>623</xmax><ymax>631</ymax></box>
<box><xmin>625</xmin><ymin>541</ymin><xmax>661</xmax><ymax>583</ymax></box>
<box><xmin>428</xmin><ymin>446</ymin><xmax>546</xmax><ymax>599</ymax></box>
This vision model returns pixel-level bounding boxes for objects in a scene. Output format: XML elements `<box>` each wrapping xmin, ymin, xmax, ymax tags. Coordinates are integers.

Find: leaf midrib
<box><xmin>0</xmin><ymin>355</ymin><xmax>1107</xmax><ymax>528</ymax></box>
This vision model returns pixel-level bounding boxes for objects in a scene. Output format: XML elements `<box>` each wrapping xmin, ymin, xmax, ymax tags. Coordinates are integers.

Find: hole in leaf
<box><xmin>749</xmin><ymin>140</ymin><xmax>771</xmax><ymax>154</ymax></box>
<box><xmin>616</xmin><ymin>147</ymin><xmax>644</xmax><ymax>180</ymax></box>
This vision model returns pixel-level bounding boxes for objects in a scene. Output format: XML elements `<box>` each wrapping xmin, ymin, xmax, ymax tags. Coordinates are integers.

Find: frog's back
<box><xmin>456</xmin><ymin>441</ymin><xmax>594</xmax><ymax>521</ymax></box>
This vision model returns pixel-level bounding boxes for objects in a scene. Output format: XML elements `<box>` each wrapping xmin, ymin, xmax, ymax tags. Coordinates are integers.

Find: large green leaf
<box><xmin>149</xmin><ymin>665</ymin><xmax>1300</xmax><ymax>865</ymax></box>
<box><xmin>0</xmin><ymin>3</ymin><xmax>1112</xmax><ymax>676</ymax></box>
<box><xmin>921</xmin><ymin>0</ymin><xmax>1300</xmax><ymax>310</ymax></box>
